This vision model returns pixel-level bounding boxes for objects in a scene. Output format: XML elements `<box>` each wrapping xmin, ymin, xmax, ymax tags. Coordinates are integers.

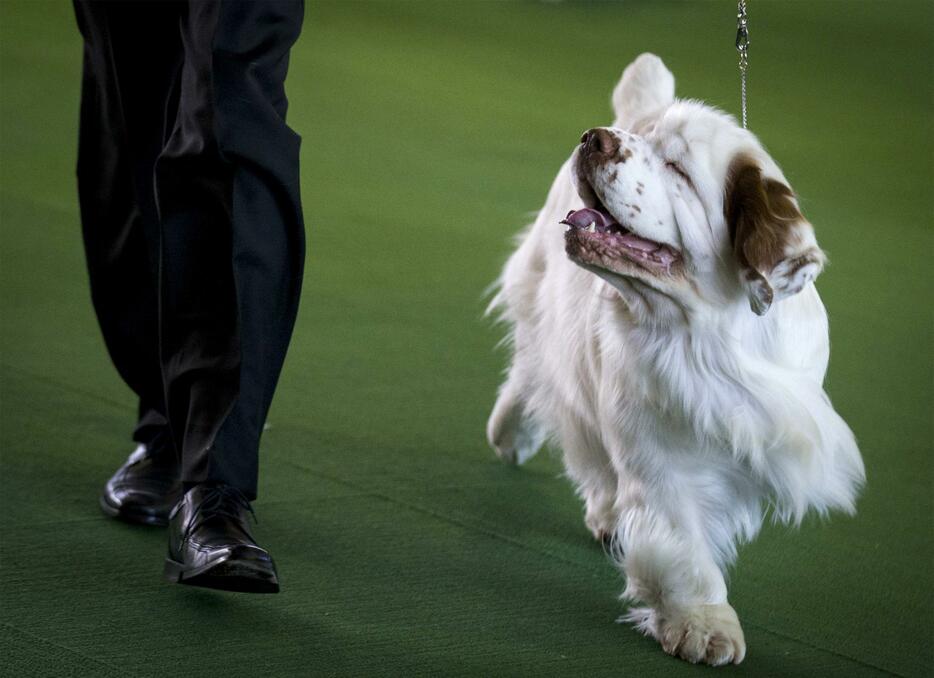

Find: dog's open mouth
<box><xmin>561</xmin><ymin>205</ymin><xmax>681</xmax><ymax>275</ymax></box>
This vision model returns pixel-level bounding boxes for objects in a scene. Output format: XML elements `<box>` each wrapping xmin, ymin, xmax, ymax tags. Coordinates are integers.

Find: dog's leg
<box><xmin>560</xmin><ymin>423</ymin><xmax>619</xmax><ymax>542</ymax></box>
<box><xmin>487</xmin><ymin>368</ymin><xmax>544</xmax><ymax>465</ymax></box>
<box><xmin>613</xmin><ymin>479</ymin><xmax>746</xmax><ymax>666</ymax></box>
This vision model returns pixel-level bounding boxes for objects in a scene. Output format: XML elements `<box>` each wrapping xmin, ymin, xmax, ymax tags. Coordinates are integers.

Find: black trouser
<box><xmin>74</xmin><ymin>0</ymin><xmax>305</xmax><ymax>499</ymax></box>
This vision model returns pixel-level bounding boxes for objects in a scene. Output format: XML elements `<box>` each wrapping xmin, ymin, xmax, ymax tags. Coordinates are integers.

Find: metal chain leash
<box><xmin>736</xmin><ymin>0</ymin><xmax>749</xmax><ymax>128</ymax></box>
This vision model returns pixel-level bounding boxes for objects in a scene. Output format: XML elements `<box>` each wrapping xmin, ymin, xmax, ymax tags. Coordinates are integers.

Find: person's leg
<box><xmin>155</xmin><ymin>0</ymin><xmax>305</xmax><ymax>593</ymax></box>
<box><xmin>155</xmin><ymin>0</ymin><xmax>305</xmax><ymax>500</ymax></box>
<box><xmin>73</xmin><ymin>0</ymin><xmax>186</xmax><ymax>524</ymax></box>
<box><xmin>73</xmin><ymin>0</ymin><xmax>179</xmax><ymax>444</ymax></box>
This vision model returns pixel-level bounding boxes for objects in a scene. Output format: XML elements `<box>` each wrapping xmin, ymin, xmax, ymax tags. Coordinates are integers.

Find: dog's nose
<box><xmin>580</xmin><ymin>128</ymin><xmax>617</xmax><ymax>155</ymax></box>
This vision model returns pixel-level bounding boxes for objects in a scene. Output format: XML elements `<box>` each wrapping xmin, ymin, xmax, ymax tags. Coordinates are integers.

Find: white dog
<box><xmin>486</xmin><ymin>54</ymin><xmax>864</xmax><ymax>666</ymax></box>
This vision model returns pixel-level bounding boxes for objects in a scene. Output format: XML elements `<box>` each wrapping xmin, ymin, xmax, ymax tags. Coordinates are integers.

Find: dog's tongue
<box><xmin>561</xmin><ymin>206</ymin><xmax>677</xmax><ymax>264</ymax></box>
<box><xmin>560</xmin><ymin>207</ymin><xmax>618</xmax><ymax>230</ymax></box>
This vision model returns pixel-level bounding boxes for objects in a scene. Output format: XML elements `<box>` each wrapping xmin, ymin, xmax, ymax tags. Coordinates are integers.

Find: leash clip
<box><xmin>736</xmin><ymin>26</ymin><xmax>749</xmax><ymax>52</ymax></box>
<box><xmin>735</xmin><ymin>1</ymin><xmax>749</xmax><ymax>52</ymax></box>
<box><xmin>735</xmin><ymin>22</ymin><xmax>749</xmax><ymax>52</ymax></box>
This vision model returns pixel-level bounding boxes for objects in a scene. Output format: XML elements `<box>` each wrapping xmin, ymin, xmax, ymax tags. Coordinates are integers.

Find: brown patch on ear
<box><xmin>723</xmin><ymin>154</ymin><xmax>824</xmax><ymax>315</ymax></box>
<box><xmin>725</xmin><ymin>154</ymin><xmax>803</xmax><ymax>275</ymax></box>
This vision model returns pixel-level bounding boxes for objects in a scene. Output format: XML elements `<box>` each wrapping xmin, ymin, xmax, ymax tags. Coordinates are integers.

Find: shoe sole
<box><xmin>164</xmin><ymin>554</ymin><xmax>280</xmax><ymax>594</ymax></box>
<box><xmin>99</xmin><ymin>494</ymin><xmax>170</xmax><ymax>527</ymax></box>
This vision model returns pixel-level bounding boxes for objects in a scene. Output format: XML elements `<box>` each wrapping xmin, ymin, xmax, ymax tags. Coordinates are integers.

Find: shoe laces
<box><xmin>182</xmin><ymin>484</ymin><xmax>257</xmax><ymax>541</ymax></box>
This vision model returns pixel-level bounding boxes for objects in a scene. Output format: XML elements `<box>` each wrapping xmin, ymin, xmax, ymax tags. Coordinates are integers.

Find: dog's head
<box><xmin>563</xmin><ymin>54</ymin><xmax>824</xmax><ymax>320</ymax></box>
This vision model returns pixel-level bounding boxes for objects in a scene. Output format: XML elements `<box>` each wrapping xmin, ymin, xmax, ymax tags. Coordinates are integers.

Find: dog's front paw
<box><xmin>489</xmin><ymin>427</ymin><xmax>541</xmax><ymax>466</ymax></box>
<box><xmin>584</xmin><ymin>494</ymin><xmax>618</xmax><ymax>543</ymax></box>
<box><xmin>623</xmin><ymin>603</ymin><xmax>746</xmax><ymax>666</ymax></box>
<box><xmin>486</xmin><ymin>395</ymin><xmax>544</xmax><ymax>466</ymax></box>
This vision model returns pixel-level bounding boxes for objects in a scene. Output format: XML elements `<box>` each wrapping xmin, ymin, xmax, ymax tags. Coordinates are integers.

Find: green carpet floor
<box><xmin>1</xmin><ymin>1</ymin><xmax>931</xmax><ymax>676</ymax></box>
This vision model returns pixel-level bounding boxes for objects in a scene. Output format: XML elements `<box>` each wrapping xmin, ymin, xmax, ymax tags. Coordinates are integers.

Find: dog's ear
<box><xmin>612</xmin><ymin>53</ymin><xmax>675</xmax><ymax>130</ymax></box>
<box><xmin>725</xmin><ymin>154</ymin><xmax>826</xmax><ymax>316</ymax></box>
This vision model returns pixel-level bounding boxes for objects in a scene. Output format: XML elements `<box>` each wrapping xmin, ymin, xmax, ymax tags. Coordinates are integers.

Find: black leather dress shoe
<box><xmin>164</xmin><ymin>484</ymin><xmax>279</xmax><ymax>593</ymax></box>
<box><xmin>99</xmin><ymin>443</ymin><xmax>182</xmax><ymax>527</ymax></box>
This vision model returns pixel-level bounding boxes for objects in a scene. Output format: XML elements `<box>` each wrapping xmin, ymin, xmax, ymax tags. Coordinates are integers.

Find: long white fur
<box><xmin>486</xmin><ymin>54</ymin><xmax>864</xmax><ymax>666</ymax></box>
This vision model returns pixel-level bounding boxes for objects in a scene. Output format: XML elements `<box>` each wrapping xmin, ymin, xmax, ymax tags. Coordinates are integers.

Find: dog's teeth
<box><xmin>588</xmin><ymin>223</ymin><xmax>596</xmax><ymax>233</ymax></box>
